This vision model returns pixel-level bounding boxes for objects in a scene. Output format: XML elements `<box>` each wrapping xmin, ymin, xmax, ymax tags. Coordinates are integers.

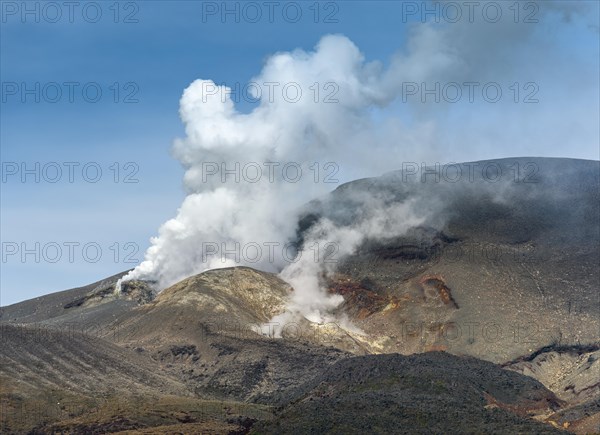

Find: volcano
<box><xmin>1</xmin><ymin>157</ymin><xmax>598</xmax><ymax>434</ymax></box>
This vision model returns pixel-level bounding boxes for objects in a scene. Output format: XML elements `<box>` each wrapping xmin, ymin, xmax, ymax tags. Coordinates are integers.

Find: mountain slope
<box><xmin>254</xmin><ymin>352</ymin><xmax>565</xmax><ymax>434</ymax></box>
<box><xmin>1</xmin><ymin>157</ymin><xmax>598</xmax><ymax>433</ymax></box>
<box><xmin>297</xmin><ymin>158</ymin><xmax>599</xmax><ymax>362</ymax></box>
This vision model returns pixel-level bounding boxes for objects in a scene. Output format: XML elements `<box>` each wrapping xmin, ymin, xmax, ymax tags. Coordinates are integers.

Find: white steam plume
<box><xmin>120</xmin><ymin>34</ymin><xmax>429</xmax><ymax>319</ymax></box>
<box><xmin>274</xmin><ymin>197</ymin><xmax>427</xmax><ymax>325</ymax></box>
<box><xmin>120</xmin><ymin>4</ymin><xmax>594</xmax><ymax>321</ymax></box>
<box><xmin>123</xmin><ymin>34</ymin><xmax>411</xmax><ymax>289</ymax></box>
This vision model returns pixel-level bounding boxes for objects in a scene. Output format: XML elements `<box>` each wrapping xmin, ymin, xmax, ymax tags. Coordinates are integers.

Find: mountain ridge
<box><xmin>2</xmin><ymin>157</ymin><xmax>598</xmax><ymax>433</ymax></box>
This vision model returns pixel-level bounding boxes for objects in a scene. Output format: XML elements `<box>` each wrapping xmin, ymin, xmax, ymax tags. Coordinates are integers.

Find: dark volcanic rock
<box><xmin>254</xmin><ymin>352</ymin><xmax>565</xmax><ymax>434</ymax></box>
<box><xmin>297</xmin><ymin>158</ymin><xmax>599</xmax><ymax>364</ymax></box>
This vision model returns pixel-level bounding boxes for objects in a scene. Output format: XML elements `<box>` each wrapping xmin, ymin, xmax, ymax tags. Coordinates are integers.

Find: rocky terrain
<box><xmin>1</xmin><ymin>157</ymin><xmax>598</xmax><ymax>434</ymax></box>
<box><xmin>255</xmin><ymin>352</ymin><xmax>566</xmax><ymax>434</ymax></box>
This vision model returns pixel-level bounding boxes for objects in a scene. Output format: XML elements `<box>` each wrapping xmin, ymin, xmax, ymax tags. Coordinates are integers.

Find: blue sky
<box><xmin>1</xmin><ymin>1</ymin><xmax>599</xmax><ymax>305</ymax></box>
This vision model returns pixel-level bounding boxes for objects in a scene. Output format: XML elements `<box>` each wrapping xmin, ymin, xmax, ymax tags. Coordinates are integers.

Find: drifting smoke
<box><xmin>275</xmin><ymin>197</ymin><xmax>427</xmax><ymax>324</ymax></box>
<box><xmin>119</xmin><ymin>34</ymin><xmax>435</xmax><ymax>318</ymax></box>
<box><xmin>120</xmin><ymin>3</ymin><xmax>595</xmax><ymax>321</ymax></box>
